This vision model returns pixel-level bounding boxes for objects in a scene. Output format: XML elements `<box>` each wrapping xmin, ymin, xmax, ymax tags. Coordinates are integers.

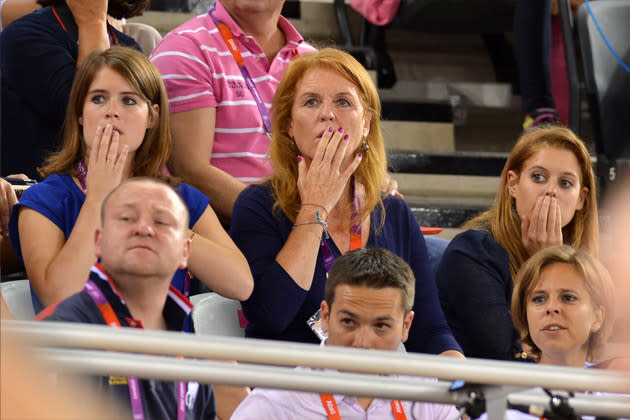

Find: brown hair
<box><xmin>268</xmin><ymin>48</ymin><xmax>388</xmax><ymax>226</ymax></box>
<box><xmin>512</xmin><ymin>245</ymin><xmax>615</xmax><ymax>362</ymax></box>
<box><xmin>39</xmin><ymin>46</ymin><xmax>171</xmax><ymax>181</ymax></box>
<box><xmin>325</xmin><ymin>248</ymin><xmax>415</xmax><ymax>314</ymax></box>
<box><xmin>465</xmin><ymin>126</ymin><xmax>599</xmax><ymax>279</ymax></box>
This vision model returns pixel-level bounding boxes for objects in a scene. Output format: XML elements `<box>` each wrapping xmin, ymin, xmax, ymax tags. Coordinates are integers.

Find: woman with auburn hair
<box><xmin>436</xmin><ymin>126</ymin><xmax>598</xmax><ymax>360</ymax></box>
<box><xmin>10</xmin><ymin>47</ymin><xmax>253</xmax><ymax>313</ymax></box>
<box><xmin>230</xmin><ymin>48</ymin><xmax>462</xmax><ymax>356</ymax></box>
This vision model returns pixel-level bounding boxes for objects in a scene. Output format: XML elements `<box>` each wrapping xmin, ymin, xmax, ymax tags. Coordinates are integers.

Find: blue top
<box><xmin>38</xmin><ymin>264</ymin><xmax>216</xmax><ymax>420</ymax></box>
<box><xmin>0</xmin><ymin>5</ymin><xmax>140</xmax><ymax>179</ymax></box>
<box><xmin>436</xmin><ymin>229</ymin><xmax>522</xmax><ymax>360</ymax></box>
<box><xmin>9</xmin><ymin>173</ymin><xmax>210</xmax><ymax>313</ymax></box>
<box><xmin>229</xmin><ymin>183</ymin><xmax>461</xmax><ymax>355</ymax></box>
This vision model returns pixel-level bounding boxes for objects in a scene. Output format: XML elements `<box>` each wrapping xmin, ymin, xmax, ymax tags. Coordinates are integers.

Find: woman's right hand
<box><xmin>85</xmin><ymin>124</ymin><xmax>129</xmax><ymax>203</ymax></box>
<box><xmin>296</xmin><ymin>127</ymin><xmax>363</xmax><ymax>213</ymax></box>
<box><xmin>521</xmin><ymin>193</ymin><xmax>563</xmax><ymax>257</ymax></box>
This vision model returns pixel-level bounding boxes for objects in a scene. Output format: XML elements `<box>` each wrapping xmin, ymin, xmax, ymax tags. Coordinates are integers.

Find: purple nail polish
<box><xmin>297</xmin><ymin>155</ymin><xmax>302</xmax><ymax>163</ymax></box>
<box><xmin>338</xmin><ymin>127</ymin><xmax>343</xmax><ymax>133</ymax></box>
<box><xmin>328</xmin><ymin>127</ymin><xmax>333</xmax><ymax>132</ymax></box>
<box><xmin>343</xmin><ymin>134</ymin><xmax>349</xmax><ymax>140</ymax></box>
<box><xmin>358</xmin><ymin>153</ymin><xmax>363</xmax><ymax>158</ymax></box>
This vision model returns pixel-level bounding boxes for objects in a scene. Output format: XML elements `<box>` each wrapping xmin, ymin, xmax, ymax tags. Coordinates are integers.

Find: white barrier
<box><xmin>3</xmin><ymin>320</ymin><xmax>629</xmax><ymax>419</ymax></box>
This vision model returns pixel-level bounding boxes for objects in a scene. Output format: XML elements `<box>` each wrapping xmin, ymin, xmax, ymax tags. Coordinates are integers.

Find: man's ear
<box><xmin>94</xmin><ymin>228</ymin><xmax>103</xmax><ymax>260</ymax></box>
<box><xmin>401</xmin><ymin>311</ymin><xmax>414</xmax><ymax>343</ymax></box>
<box><xmin>320</xmin><ymin>300</ymin><xmax>330</xmax><ymax>334</ymax></box>
<box><xmin>147</xmin><ymin>104</ymin><xmax>159</xmax><ymax>129</ymax></box>
<box><xmin>507</xmin><ymin>170</ymin><xmax>519</xmax><ymax>198</ymax></box>
<box><xmin>178</xmin><ymin>235</ymin><xmax>192</xmax><ymax>270</ymax></box>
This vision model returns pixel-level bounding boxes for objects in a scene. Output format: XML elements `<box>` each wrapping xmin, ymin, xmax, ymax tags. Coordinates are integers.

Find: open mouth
<box><xmin>543</xmin><ymin>325</ymin><xmax>565</xmax><ymax>332</ymax></box>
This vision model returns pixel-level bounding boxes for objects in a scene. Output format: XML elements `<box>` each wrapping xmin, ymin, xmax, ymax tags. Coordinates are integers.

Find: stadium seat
<box><xmin>575</xmin><ymin>0</ymin><xmax>630</xmax><ymax>192</ymax></box>
<box><xmin>190</xmin><ymin>292</ymin><xmax>247</xmax><ymax>337</ymax></box>
<box><xmin>0</xmin><ymin>280</ymin><xmax>36</xmax><ymax>320</ymax></box>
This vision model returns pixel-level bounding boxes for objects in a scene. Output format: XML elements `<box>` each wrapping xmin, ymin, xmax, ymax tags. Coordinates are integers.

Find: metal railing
<box><xmin>3</xmin><ymin>320</ymin><xmax>629</xmax><ymax>419</ymax></box>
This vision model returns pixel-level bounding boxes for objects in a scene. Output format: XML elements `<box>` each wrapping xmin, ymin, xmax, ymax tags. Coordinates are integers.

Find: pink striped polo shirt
<box><xmin>151</xmin><ymin>2</ymin><xmax>316</xmax><ymax>183</ymax></box>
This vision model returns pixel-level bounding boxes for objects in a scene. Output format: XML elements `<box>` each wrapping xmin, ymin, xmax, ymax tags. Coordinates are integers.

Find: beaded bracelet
<box><xmin>293</xmin><ymin>209</ymin><xmax>330</xmax><ymax>239</ymax></box>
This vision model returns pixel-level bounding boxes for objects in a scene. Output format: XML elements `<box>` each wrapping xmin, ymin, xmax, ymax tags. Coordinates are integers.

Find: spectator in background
<box><xmin>9</xmin><ymin>47</ymin><xmax>253</xmax><ymax>313</ymax></box>
<box><xmin>151</xmin><ymin>0</ymin><xmax>315</xmax><ymax>222</ymax></box>
<box><xmin>436</xmin><ymin>126</ymin><xmax>598</xmax><ymax>361</ymax></box>
<box><xmin>231</xmin><ymin>248</ymin><xmax>460</xmax><ymax>420</ymax></box>
<box><xmin>1</xmin><ymin>0</ymin><xmax>147</xmax><ymax>179</ymax></box>
<box><xmin>0</xmin><ymin>0</ymin><xmax>40</xmax><ymax>30</ymax></box>
<box><xmin>230</xmin><ymin>48</ymin><xmax>462</xmax><ymax>357</ymax></box>
<box><xmin>36</xmin><ymin>177</ymin><xmax>217</xmax><ymax>420</ymax></box>
<box><xmin>515</xmin><ymin>0</ymin><xmax>562</xmax><ymax>129</ymax></box>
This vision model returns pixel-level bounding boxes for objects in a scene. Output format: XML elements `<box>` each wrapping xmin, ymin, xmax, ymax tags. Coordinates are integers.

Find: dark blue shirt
<box><xmin>0</xmin><ymin>4</ymin><xmax>140</xmax><ymax>178</ymax></box>
<box><xmin>436</xmin><ymin>229</ymin><xmax>522</xmax><ymax>360</ymax></box>
<box><xmin>230</xmin><ymin>183</ymin><xmax>461</xmax><ymax>355</ymax></box>
<box><xmin>37</xmin><ymin>264</ymin><xmax>216</xmax><ymax>420</ymax></box>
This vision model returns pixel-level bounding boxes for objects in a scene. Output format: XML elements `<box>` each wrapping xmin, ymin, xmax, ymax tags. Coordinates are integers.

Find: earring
<box><xmin>361</xmin><ymin>137</ymin><xmax>370</xmax><ymax>154</ymax></box>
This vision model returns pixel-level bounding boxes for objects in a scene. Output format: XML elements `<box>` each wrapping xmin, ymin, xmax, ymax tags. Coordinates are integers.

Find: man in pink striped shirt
<box><xmin>151</xmin><ymin>0</ymin><xmax>315</xmax><ymax>221</ymax></box>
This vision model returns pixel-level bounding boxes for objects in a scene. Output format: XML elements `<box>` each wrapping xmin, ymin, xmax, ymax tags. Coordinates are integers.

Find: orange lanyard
<box><xmin>319</xmin><ymin>394</ymin><xmax>407</xmax><ymax>420</ymax></box>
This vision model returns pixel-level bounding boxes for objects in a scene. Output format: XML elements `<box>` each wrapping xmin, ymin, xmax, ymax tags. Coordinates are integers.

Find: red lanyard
<box><xmin>320</xmin><ymin>179</ymin><xmax>363</xmax><ymax>273</ymax></box>
<box><xmin>51</xmin><ymin>4</ymin><xmax>118</xmax><ymax>45</ymax></box>
<box><xmin>83</xmin><ymin>270</ymin><xmax>186</xmax><ymax>420</ymax></box>
<box><xmin>320</xmin><ymin>394</ymin><xmax>407</xmax><ymax>420</ymax></box>
<box><xmin>209</xmin><ymin>4</ymin><xmax>272</xmax><ymax>133</ymax></box>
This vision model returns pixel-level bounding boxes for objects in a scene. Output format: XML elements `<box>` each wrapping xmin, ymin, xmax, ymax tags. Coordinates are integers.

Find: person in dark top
<box><xmin>0</xmin><ymin>0</ymin><xmax>147</xmax><ymax>179</ymax></box>
<box><xmin>436</xmin><ymin>126</ymin><xmax>599</xmax><ymax>360</ymax></box>
<box><xmin>230</xmin><ymin>48</ymin><xmax>463</xmax><ymax>357</ymax></box>
<box><xmin>37</xmin><ymin>177</ymin><xmax>216</xmax><ymax>420</ymax></box>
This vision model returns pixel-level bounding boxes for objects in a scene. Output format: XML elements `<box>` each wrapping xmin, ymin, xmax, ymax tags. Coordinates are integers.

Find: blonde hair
<box><xmin>512</xmin><ymin>245</ymin><xmax>615</xmax><ymax>362</ymax></box>
<box><xmin>268</xmin><ymin>48</ymin><xmax>388</xmax><ymax>226</ymax></box>
<box><xmin>465</xmin><ymin>126</ymin><xmax>599</xmax><ymax>279</ymax></box>
<box><xmin>39</xmin><ymin>47</ymin><xmax>172</xmax><ymax>181</ymax></box>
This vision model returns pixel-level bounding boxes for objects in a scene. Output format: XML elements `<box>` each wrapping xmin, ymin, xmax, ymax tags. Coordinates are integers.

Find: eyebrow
<box><xmin>529</xmin><ymin>165</ymin><xmax>579</xmax><ymax>178</ymax></box>
<box><xmin>337</xmin><ymin>309</ymin><xmax>395</xmax><ymax>322</ymax></box>
<box><xmin>531</xmin><ymin>288</ymin><xmax>579</xmax><ymax>294</ymax></box>
<box><xmin>88</xmin><ymin>89</ymin><xmax>141</xmax><ymax>96</ymax></box>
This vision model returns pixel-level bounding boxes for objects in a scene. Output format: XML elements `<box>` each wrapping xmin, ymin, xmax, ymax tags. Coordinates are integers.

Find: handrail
<box><xmin>34</xmin><ymin>347</ymin><xmax>630</xmax><ymax>418</ymax></box>
<box><xmin>4</xmin><ymin>321</ymin><xmax>628</xmax><ymax>394</ymax></box>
